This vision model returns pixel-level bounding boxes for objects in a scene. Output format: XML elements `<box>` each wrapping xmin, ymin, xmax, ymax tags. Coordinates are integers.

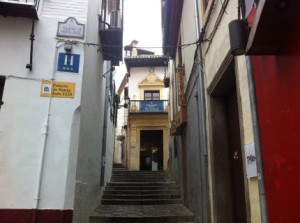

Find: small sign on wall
<box><xmin>57</xmin><ymin>53</ymin><xmax>80</xmax><ymax>73</ymax></box>
<box><xmin>57</xmin><ymin>17</ymin><xmax>85</xmax><ymax>39</ymax></box>
<box><xmin>41</xmin><ymin>81</ymin><xmax>75</xmax><ymax>98</ymax></box>
<box><xmin>245</xmin><ymin>142</ymin><xmax>258</xmax><ymax>178</ymax></box>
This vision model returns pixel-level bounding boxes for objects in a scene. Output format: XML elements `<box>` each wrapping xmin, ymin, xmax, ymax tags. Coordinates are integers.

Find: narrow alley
<box><xmin>1</xmin><ymin>0</ymin><xmax>300</xmax><ymax>223</ymax></box>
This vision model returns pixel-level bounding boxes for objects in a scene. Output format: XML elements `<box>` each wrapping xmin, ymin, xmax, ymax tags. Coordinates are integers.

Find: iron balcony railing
<box><xmin>129</xmin><ymin>100</ymin><xmax>168</xmax><ymax>113</ymax></box>
<box><xmin>0</xmin><ymin>0</ymin><xmax>41</xmax><ymax>19</ymax></box>
<box><xmin>1</xmin><ymin>0</ymin><xmax>35</xmax><ymax>3</ymax></box>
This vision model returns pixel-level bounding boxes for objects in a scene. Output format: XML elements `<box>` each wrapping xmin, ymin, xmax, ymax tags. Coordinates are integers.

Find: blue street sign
<box><xmin>57</xmin><ymin>53</ymin><xmax>80</xmax><ymax>73</ymax></box>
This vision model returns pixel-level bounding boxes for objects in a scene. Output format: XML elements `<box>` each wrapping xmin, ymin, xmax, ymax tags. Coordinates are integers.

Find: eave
<box><xmin>162</xmin><ymin>0</ymin><xmax>183</xmax><ymax>58</ymax></box>
<box><xmin>124</xmin><ymin>55</ymin><xmax>169</xmax><ymax>72</ymax></box>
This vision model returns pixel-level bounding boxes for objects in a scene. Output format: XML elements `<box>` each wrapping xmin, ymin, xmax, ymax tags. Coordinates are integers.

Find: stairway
<box><xmin>90</xmin><ymin>164</ymin><xmax>195</xmax><ymax>222</ymax></box>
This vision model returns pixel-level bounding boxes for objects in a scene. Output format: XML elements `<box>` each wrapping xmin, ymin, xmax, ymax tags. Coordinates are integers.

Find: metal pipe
<box><xmin>245</xmin><ymin>56</ymin><xmax>268</xmax><ymax>223</ymax></box>
<box><xmin>194</xmin><ymin>0</ymin><xmax>210</xmax><ymax>222</ymax></box>
<box><xmin>26</xmin><ymin>18</ymin><xmax>35</xmax><ymax>71</ymax></box>
<box><xmin>100</xmin><ymin>63</ymin><xmax>111</xmax><ymax>186</ymax></box>
<box><xmin>32</xmin><ymin>41</ymin><xmax>64</xmax><ymax>223</ymax></box>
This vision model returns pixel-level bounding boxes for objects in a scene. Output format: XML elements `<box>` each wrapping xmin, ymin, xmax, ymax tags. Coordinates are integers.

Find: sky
<box><xmin>123</xmin><ymin>0</ymin><xmax>162</xmax><ymax>55</ymax></box>
<box><xmin>115</xmin><ymin>0</ymin><xmax>163</xmax><ymax>88</ymax></box>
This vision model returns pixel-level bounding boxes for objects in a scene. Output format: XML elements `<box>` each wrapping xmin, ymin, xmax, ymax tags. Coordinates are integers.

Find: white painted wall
<box><xmin>128</xmin><ymin>67</ymin><xmax>168</xmax><ymax>100</ymax></box>
<box><xmin>0</xmin><ymin>1</ymin><xmax>115</xmax><ymax>221</ymax></box>
<box><xmin>0</xmin><ymin>11</ymin><xmax>84</xmax><ymax>209</ymax></box>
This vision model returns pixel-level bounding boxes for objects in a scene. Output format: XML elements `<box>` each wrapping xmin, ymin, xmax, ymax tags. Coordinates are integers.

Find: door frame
<box><xmin>207</xmin><ymin>56</ymin><xmax>249</xmax><ymax>222</ymax></box>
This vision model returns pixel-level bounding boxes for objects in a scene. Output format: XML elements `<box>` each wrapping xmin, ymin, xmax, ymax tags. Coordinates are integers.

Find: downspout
<box><xmin>26</xmin><ymin>18</ymin><xmax>35</xmax><ymax>71</ymax></box>
<box><xmin>245</xmin><ymin>56</ymin><xmax>268</xmax><ymax>223</ymax></box>
<box><xmin>32</xmin><ymin>42</ymin><xmax>64</xmax><ymax>223</ymax></box>
<box><xmin>194</xmin><ymin>0</ymin><xmax>210</xmax><ymax>222</ymax></box>
<box><xmin>100</xmin><ymin>64</ymin><xmax>111</xmax><ymax>186</ymax></box>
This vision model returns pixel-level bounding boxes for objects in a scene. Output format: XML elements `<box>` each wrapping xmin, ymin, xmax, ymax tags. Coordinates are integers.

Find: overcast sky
<box><xmin>123</xmin><ymin>0</ymin><xmax>162</xmax><ymax>55</ymax></box>
<box><xmin>115</xmin><ymin>0</ymin><xmax>163</xmax><ymax>88</ymax></box>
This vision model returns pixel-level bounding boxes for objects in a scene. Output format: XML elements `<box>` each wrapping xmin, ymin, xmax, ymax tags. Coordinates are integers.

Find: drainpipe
<box><xmin>245</xmin><ymin>56</ymin><xmax>268</xmax><ymax>223</ymax></box>
<box><xmin>32</xmin><ymin>42</ymin><xmax>64</xmax><ymax>223</ymax></box>
<box><xmin>194</xmin><ymin>0</ymin><xmax>210</xmax><ymax>222</ymax></box>
<box><xmin>100</xmin><ymin>63</ymin><xmax>111</xmax><ymax>186</ymax></box>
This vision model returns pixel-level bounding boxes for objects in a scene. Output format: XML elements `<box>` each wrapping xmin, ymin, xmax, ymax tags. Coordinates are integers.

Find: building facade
<box><xmin>0</xmin><ymin>0</ymin><xmax>123</xmax><ymax>222</ymax></box>
<box><xmin>115</xmin><ymin>41</ymin><xmax>170</xmax><ymax>171</ymax></box>
<box><xmin>163</xmin><ymin>0</ymin><xmax>261</xmax><ymax>222</ymax></box>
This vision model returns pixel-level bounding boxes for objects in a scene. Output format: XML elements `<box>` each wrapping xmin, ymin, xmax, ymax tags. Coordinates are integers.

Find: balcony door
<box><xmin>144</xmin><ymin>90</ymin><xmax>160</xmax><ymax>100</ymax></box>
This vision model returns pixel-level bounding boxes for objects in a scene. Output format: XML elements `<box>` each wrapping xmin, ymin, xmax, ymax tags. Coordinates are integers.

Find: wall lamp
<box><xmin>64</xmin><ymin>42</ymin><xmax>73</xmax><ymax>52</ymax></box>
<box><xmin>118</xmin><ymin>96</ymin><xmax>130</xmax><ymax>109</ymax></box>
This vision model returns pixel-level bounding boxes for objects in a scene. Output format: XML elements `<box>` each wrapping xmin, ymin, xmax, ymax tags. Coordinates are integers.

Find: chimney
<box><xmin>131</xmin><ymin>40</ymin><xmax>138</xmax><ymax>56</ymax></box>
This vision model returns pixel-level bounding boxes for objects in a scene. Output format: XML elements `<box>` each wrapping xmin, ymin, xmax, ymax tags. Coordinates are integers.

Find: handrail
<box><xmin>129</xmin><ymin>100</ymin><xmax>168</xmax><ymax>113</ymax></box>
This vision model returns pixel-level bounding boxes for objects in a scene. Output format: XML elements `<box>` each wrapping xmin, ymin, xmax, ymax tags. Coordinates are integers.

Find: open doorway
<box><xmin>209</xmin><ymin>60</ymin><xmax>247</xmax><ymax>222</ymax></box>
<box><xmin>140</xmin><ymin>130</ymin><xmax>163</xmax><ymax>171</ymax></box>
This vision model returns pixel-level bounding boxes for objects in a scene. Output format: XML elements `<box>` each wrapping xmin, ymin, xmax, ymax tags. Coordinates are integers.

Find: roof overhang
<box><xmin>162</xmin><ymin>0</ymin><xmax>183</xmax><ymax>58</ymax></box>
<box><xmin>124</xmin><ymin>55</ymin><xmax>169</xmax><ymax>72</ymax></box>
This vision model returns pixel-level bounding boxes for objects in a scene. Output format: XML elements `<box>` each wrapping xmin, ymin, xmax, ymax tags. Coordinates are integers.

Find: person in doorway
<box><xmin>145</xmin><ymin>156</ymin><xmax>151</xmax><ymax>170</ymax></box>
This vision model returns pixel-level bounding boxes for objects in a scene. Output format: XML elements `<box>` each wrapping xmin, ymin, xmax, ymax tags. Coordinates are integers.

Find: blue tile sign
<box><xmin>140</xmin><ymin>101</ymin><xmax>164</xmax><ymax>112</ymax></box>
<box><xmin>57</xmin><ymin>53</ymin><xmax>80</xmax><ymax>73</ymax></box>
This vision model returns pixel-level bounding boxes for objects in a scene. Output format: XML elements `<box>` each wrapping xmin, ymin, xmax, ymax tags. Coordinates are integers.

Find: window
<box><xmin>0</xmin><ymin>76</ymin><xmax>5</xmax><ymax>110</ymax></box>
<box><xmin>144</xmin><ymin>91</ymin><xmax>160</xmax><ymax>100</ymax></box>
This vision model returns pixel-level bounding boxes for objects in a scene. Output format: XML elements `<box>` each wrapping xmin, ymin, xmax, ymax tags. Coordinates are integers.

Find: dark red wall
<box><xmin>252</xmin><ymin>27</ymin><xmax>300</xmax><ymax>222</ymax></box>
<box><xmin>0</xmin><ymin>209</ymin><xmax>72</xmax><ymax>223</ymax></box>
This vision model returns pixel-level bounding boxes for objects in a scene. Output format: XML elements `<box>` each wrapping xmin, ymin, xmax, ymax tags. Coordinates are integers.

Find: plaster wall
<box><xmin>0</xmin><ymin>14</ymin><xmax>84</xmax><ymax>210</ymax></box>
<box><xmin>201</xmin><ymin>0</ymin><xmax>260</xmax><ymax>221</ymax></box>
<box><xmin>0</xmin><ymin>2</ymin><xmax>113</xmax><ymax>223</ymax></box>
<box><xmin>236</xmin><ymin>57</ymin><xmax>261</xmax><ymax>223</ymax></box>
<box><xmin>128</xmin><ymin>67</ymin><xmax>168</xmax><ymax>100</ymax></box>
<box><xmin>72</xmin><ymin>0</ymin><xmax>116</xmax><ymax>222</ymax></box>
<box><xmin>202</xmin><ymin>0</ymin><xmax>236</xmax><ymax>88</ymax></box>
<box><xmin>180</xmin><ymin>0</ymin><xmax>198</xmax><ymax>84</ymax></box>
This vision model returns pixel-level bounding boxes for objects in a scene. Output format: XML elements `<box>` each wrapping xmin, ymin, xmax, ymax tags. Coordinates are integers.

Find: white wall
<box><xmin>128</xmin><ymin>67</ymin><xmax>168</xmax><ymax>100</ymax></box>
<box><xmin>0</xmin><ymin>0</ymin><xmax>114</xmax><ymax>219</ymax></box>
<box><xmin>0</xmin><ymin>11</ymin><xmax>84</xmax><ymax>210</ymax></box>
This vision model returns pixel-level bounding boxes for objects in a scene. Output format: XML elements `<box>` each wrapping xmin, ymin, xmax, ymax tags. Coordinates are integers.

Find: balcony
<box><xmin>0</xmin><ymin>0</ymin><xmax>40</xmax><ymax>19</ymax></box>
<box><xmin>129</xmin><ymin>100</ymin><xmax>168</xmax><ymax>114</ymax></box>
<box><xmin>99</xmin><ymin>10</ymin><xmax>123</xmax><ymax>66</ymax></box>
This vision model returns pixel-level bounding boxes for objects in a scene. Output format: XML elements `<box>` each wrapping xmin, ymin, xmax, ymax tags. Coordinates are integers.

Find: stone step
<box><xmin>104</xmin><ymin>185</ymin><xmax>179</xmax><ymax>191</ymax></box>
<box><xmin>90</xmin><ymin>216</ymin><xmax>195</xmax><ymax>222</ymax></box>
<box><xmin>101</xmin><ymin>198</ymin><xmax>182</xmax><ymax>205</ymax></box>
<box><xmin>90</xmin><ymin>204</ymin><xmax>195</xmax><ymax>223</ymax></box>
<box><xmin>106</xmin><ymin>182</ymin><xmax>177</xmax><ymax>186</ymax></box>
<box><xmin>102</xmin><ymin>194</ymin><xmax>180</xmax><ymax>200</ymax></box>
<box><xmin>112</xmin><ymin>171</ymin><xmax>168</xmax><ymax>175</ymax></box>
<box><xmin>103</xmin><ymin>190</ymin><xmax>180</xmax><ymax>195</ymax></box>
<box><xmin>90</xmin><ymin>171</ymin><xmax>195</xmax><ymax>222</ymax></box>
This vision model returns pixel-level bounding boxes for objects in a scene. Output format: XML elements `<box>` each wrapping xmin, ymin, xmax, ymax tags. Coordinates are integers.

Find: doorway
<box><xmin>210</xmin><ymin>60</ymin><xmax>247</xmax><ymax>222</ymax></box>
<box><xmin>140</xmin><ymin>130</ymin><xmax>163</xmax><ymax>171</ymax></box>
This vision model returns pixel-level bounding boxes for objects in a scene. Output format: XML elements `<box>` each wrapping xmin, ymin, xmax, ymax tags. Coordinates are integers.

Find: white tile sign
<box><xmin>57</xmin><ymin>17</ymin><xmax>85</xmax><ymax>39</ymax></box>
<box><xmin>245</xmin><ymin>142</ymin><xmax>258</xmax><ymax>178</ymax></box>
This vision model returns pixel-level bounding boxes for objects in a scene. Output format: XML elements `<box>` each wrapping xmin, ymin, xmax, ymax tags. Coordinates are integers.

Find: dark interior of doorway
<box><xmin>140</xmin><ymin>130</ymin><xmax>163</xmax><ymax>171</ymax></box>
<box><xmin>210</xmin><ymin>60</ymin><xmax>247</xmax><ymax>222</ymax></box>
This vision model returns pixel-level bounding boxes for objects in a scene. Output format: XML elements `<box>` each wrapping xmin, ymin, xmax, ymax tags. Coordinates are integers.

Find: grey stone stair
<box><xmin>90</xmin><ymin>164</ymin><xmax>195</xmax><ymax>222</ymax></box>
